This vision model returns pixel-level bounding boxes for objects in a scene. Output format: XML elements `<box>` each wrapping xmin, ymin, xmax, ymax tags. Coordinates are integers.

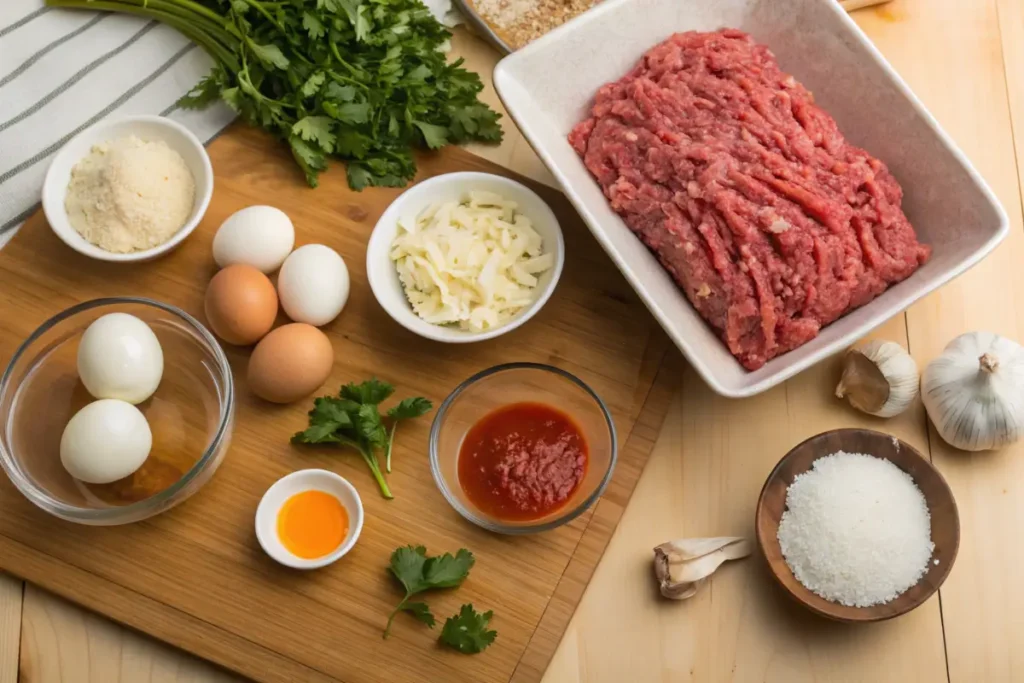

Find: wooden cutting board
<box><xmin>0</xmin><ymin>124</ymin><xmax>675</xmax><ymax>683</ymax></box>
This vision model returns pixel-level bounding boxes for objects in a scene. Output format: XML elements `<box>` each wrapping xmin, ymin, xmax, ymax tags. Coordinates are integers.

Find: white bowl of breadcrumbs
<box><xmin>42</xmin><ymin>115</ymin><xmax>213</xmax><ymax>263</ymax></box>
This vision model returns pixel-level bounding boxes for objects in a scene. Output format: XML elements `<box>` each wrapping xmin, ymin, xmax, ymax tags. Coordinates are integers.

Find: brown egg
<box><xmin>204</xmin><ymin>264</ymin><xmax>278</xmax><ymax>345</ymax></box>
<box><xmin>248</xmin><ymin>323</ymin><xmax>334</xmax><ymax>404</ymax></box>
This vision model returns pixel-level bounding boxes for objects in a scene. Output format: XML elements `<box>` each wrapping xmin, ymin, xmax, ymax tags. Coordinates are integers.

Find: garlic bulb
<box><xmin>922</xmin><ymin>332</ymin><xmax>1024</xmax><ymax>451</ymax></box>
<box><xmin>835</xmin><ymin>340</ymin><xmax>919</xmax><ymax>417</ymax></box>
<box><xmin>653</xmin><ymin>537</ymin><xmax>751</xmax><ymax>600</ymax></box>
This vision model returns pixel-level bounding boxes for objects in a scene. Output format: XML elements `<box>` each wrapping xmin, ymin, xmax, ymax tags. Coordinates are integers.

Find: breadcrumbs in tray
<box><xmin>472</xmin><ymin>0</ymin><xmax>600</xmax><ymax>49</ymax></box>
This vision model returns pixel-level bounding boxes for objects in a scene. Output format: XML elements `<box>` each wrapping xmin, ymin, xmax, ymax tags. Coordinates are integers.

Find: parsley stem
<box><xmin>386</xmin><ymin>422</ymin><xmax>398</xmax><ymax>474</ymax></box>
<box><xmin>325</xmin><ymin>69</ymin><xmax>369</xmax><ymax>91</ymax></box>
<box><xmin>329</xmin><ymin>43</ymin><xmax>363</xmax><ymax>79</ymax></box>
<box><xmin>359</xmin><ymin>447</ymin><xmax>393</xmax><ymax>499</ymax></box>
<box><xmin>237</xmin><ymin>0</ymin><xmax>287</xmax><ymax>35</ymax></box>
<box><xmin>383</xmin><ymin>594</ymin><xmax>410</xmax><ymax>639</ymax></box>
<box><xmin>47</xmin><ymin>0</ymin><xmax>239</xmax><ymax>71</ymax></box>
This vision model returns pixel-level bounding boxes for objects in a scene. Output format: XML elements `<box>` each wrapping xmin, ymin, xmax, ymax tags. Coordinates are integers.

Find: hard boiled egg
<box><xmin>213</xmin><ymin>206</ymin><xmax>295</xmax><ymax>273</ymax></box>
<box><xmin>61</xmin><ymin>399</ymin><xmax>152</xmax><ymax>484</ymax></box>
<box><xmin>205</xmin><ymin>264</ymin><xmax>279</xmax><ymax>345</ymax></box>
<box><xmin>77</xmin><ymin>312</ymin><xmax>164</xmax><ymax>404</ymax></box>
<box><xmin>248</xmin><ymin>323</ymin><xmax>334</xmax><ymax>404</ymax></box>
<box><xmin>278</xmin><ymin>244</ymin><xmax>350</xmax><ymax>327</ymax></box>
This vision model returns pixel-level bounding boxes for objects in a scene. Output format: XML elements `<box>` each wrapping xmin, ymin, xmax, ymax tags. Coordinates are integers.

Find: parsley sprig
<box><xmin>48</xmin><ymin>0</ymin><xmax>504</xmax><ymax>189</ymax></box>
<box><xmin>291</xmin><ymin>379</ymin><xmax>431</xmax><ymax>499</ymax></box>
<box><xmin>384</xmin><ymin>545</ymin><xmax>474</xmax><ymax>637</ymax></box>
<box><xmin>383</xmin><ymin>546</ymin><xmax>497</xmax><ymax>653</ymax></box>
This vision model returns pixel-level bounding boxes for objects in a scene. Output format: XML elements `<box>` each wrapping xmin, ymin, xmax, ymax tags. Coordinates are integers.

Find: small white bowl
<box><xmin>254</xmin><ymin>469</ymin><xmax>364</xmax><ymax>570</ymax></box>
<box><xmin>41</xmin><ymin>115</ymin><xmax>213</xmax><ymax>263</ymax></box>
<box><xmin>366</xmin><ymin>172</ymin><xmax>565</xmax><ymax>343</ymax></box>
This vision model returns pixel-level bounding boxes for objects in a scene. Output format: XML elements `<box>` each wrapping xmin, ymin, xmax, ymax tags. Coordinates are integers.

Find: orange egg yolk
<box><xmin>277</xmin><ymin>490</ymin><xmax>348</xmax><ymax>559</ymax></box>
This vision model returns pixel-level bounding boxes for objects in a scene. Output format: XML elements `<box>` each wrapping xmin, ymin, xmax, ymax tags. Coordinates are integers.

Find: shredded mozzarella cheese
<box><xmin>390</xmin><ymin>191</ymin><xmax>555</xmax><ymax>332</ymax></box>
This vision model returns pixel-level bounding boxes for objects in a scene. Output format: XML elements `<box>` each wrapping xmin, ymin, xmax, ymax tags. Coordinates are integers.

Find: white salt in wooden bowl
<box><xmin>755</xmin><ymin>428</ymin><xmax>959</xmax><ymax>622</ymax></box>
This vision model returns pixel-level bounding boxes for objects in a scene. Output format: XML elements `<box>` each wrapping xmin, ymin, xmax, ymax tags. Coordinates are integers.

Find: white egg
<box><xmin>213</xmin><ymin>205</ymin><xmax>295</xmax><ymax>273</ymax></box>
<box><xmin>277</xmin><ymin>244</ymin><xmax>350</xmax><ymax>327</ymax></box>
<box><xmin>60</xmin><ymin>399</ymin><xmax>152</xmax><ymax>484</ymax></box>
<box><xmin>78</xmin><ymin>313</ymin><xmax>164</xmax><ymax>404</ymax></box>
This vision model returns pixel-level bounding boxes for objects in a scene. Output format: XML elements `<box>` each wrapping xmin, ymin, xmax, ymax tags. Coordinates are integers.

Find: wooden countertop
<box><xmin>4</xmin><ymin>0</ymin><xmax>1024</xmax><ymax>679</ymax></box>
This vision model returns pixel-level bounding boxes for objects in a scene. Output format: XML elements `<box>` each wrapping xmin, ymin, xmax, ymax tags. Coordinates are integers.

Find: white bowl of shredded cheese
<box><xmin>367</xmin><ymin>172</ymin><xmax>564</xmax><ymax>343</ymax></box>
<box><xmin>42</xmin><ymin>115</ymin><xmax>213</xmax><ymax>263</ymax></box>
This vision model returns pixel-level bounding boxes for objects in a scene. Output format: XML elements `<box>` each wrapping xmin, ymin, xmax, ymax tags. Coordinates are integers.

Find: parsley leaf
<box><xmin>440</xmin><ymin>604</ymin><xmax>497</xmax><ymax>654</ymax></box>
<box><xmin>347</xmin><ymin>165</ymin><xmax>373</xmax><ymax>191</ymax></box>
<box><xmin>299</xmin><ymin>71</ymin><xmax>326</xmax><ymax>98</ymax></box>
<box><xmin>301</xmin><ymin>11</ymin><xmax>325</xmax><ymax>39</ymax></box>
<box><xmin>294</xmin><ymin>421</ymin><xmax>343</xmax><ymax>444</ymax></box>
<box><xmin>384</xmin><ymin>396</ymin><xmax>432</xmax><ymax>472</ymax></box>
<box><xmin>402</xmin><ymin>602</ymin><xmax>436</xmax><ymax>628</ymax></box>
<box><xmin>323</xmin><ymin>101</ymin><xmax>371</xmax><ymax>125</ymax></box>
<box><xmin>414</xmin><ymin>121</ymin><xmax>448</xmax><ymax>149</ymax></box>
<box><xmin>357</xmin><ymin>404</ymin><xmax>388</xmax><ymax>449</ymax></box>
<box><xmin>325</xmin><ymin>82</ymin><xmax>357</xmax><ymax>102</ymax></box>
<box><xmin>336</xmin><ymin>102</ymin><xmax>372</xmax><ymax>124</ymax></box>
<box><xmin>246</xmin><ymin>40</ymin><xmax>290</xmax><ymax>70</ymax></box>
<box><xmin>389</xmin><ymin>545</ymin><xmax>430</xmax><ymax>594</ymax></box>
<box><xmin>178</xmin><ymin>73</ymin><xmax>223</xmax><ymax>109</ymax></box>
<box><xmin>292</xmin><ymin>380</ymin><xmax>431</xmax><ymax>499</ymax></box>
<box><xmin>309</xmin><ymin>397</ymin><xmax>357</xmax><ymax>427</ymax></box>
<box><xmin>335</xmin><ymin>130</ymin><xmax>371</xmax><ymax>157</ymax></box>
<box><xmin>293</xmin><ymin>116</ymin><xmax>336</xmax><ymax>153</ymax></box>
<box><xmin>424</xmin><ymin>549</ymin><xmax>475</xmax><ymax>588</ymax></box>
<box><xmin>341</xmin><ymin>378</ymin><xmax>394</xmax><ymax>405</ymax></box>
<box><xmin>288</xmin><ymin>136</ymin><xmax>328</xmax><ymax>188</ymax></box>
<box><xmin>387</xmin><ymin>398</ymin><xmax>433</xmax><ymax>420</ymax></box>
<box><xmin>384</xmin><ymin>547</ymin><xmax>475</xmax><ymax>638</ymax></box>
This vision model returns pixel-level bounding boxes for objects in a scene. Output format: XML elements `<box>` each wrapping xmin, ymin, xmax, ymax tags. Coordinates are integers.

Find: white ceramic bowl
<box><xmin>254</xmin><ymin>469</ymin><xmax>364</xmax><ymax>570</ymax></box>
<box><xmin>41</xmin><ymin>115</ymin><xmax>213</xmax><ymax>263</ymax></box>
<box><xmin>367</xmin><ymin>172</ymin><xmax>565</xmax><ymax>343</ymax></box>
<box><xmin>493</xmin><ymin>0</ymin><xmax>1009</xmax><ymax>397</ymax></box>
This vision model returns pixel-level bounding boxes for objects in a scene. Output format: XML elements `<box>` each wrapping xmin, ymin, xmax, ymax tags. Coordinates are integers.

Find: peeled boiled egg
<box><xmin>204</xmin><ymin>264</ymin><xmax>279</xmax><ymax>345</ymax></box>
<box><xmin>77</xmin><ymin>312</ymin><xmax>164</xmax><ymax>404</ymax></box>
<box><xmin>61</xmin><ymin>399</ymin><xmax>152</xmax><ymax>484</ymax></box>
<box><xmin>213</xmin><ymin>205</ymin><xmax>295</xmax><ymax>273</ymax></box>
<box><xmin>277</xmin><ymin>244</ymin><xmax>350</xmax><ymax>327</ymax></box>
<box><xmin>248</xmin><ymin>323</ymin><xmax>334</xmax><ymax>403</ymax></box>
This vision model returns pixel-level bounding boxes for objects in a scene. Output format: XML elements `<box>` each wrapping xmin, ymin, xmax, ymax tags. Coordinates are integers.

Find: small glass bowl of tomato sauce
<box><xmin>429</xmin><ymin>363</ymin><xmax>616</xmax><ymax>534</ymax></box>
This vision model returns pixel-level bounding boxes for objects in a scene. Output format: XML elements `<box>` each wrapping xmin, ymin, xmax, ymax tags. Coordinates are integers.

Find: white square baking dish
<box><xmin>493</xmin><ymin>0</ymin><xmax>1008</xmax><ymax>397</ymax></box>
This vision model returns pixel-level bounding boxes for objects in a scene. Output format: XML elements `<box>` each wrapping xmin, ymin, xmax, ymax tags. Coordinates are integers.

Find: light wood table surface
<box><xmin>4</xmin><ymin>0</ymin><xmax>1024</xmax><ymax>679</ymax></box>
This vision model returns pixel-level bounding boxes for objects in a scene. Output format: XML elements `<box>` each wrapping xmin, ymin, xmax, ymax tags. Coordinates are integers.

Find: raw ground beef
<box><xmin>569</xmin><ymin>29</ymin><xmax>930</xmax><ymax>370</ymax></box>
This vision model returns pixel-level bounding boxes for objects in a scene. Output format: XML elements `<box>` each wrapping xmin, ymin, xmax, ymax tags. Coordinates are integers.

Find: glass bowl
<box><xmin>430</xmin><ymin>363</ymin><xmax>617</xmax><ymax>534</ymax></box>
<box><xmin>0</xmin><ymin>297</ymin><xmax>234</xmax><ymax>525</ymax></box>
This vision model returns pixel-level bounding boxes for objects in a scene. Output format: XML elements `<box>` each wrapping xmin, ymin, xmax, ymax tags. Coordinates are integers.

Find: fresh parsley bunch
<box><xmin>48</xmin><ymin>0</ymin><xmax>504</xmax><ymax>189</ymax></box>
<box><xmin>292</xmin><ymin>379</ymin><xmax>432</xmax><ymax>498</ymax></box>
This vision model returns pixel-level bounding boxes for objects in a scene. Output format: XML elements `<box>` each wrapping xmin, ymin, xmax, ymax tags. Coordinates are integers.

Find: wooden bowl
<box><xmin>755</xmin><ymin>428</ymin><xmax>959</xmax><ymax>622</ymax></box>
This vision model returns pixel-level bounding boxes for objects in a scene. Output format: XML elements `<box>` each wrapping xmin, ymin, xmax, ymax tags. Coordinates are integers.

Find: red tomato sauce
<box><xmin>458</xmin><ymin>402</ymin><xmax>588</xmax><ymax>521</ymax></box>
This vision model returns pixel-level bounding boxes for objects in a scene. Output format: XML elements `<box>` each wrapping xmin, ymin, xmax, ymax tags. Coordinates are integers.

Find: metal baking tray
<box><xmin>453</xmin><ymin>0</ymin><xmax>514</xmax><ymax>53</ymax></box>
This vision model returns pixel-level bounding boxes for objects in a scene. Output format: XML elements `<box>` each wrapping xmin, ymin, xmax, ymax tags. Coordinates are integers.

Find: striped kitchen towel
<box><xmin>0</xmin><ymin>2</ymin><xmax>236</xmax><ymax>248</ymax></box>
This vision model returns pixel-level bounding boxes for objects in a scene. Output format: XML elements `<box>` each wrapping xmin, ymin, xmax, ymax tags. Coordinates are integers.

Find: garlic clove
<box><xmin>653</xmin><ymin>537</ymin><xmax>751</xmax><ymax>600</ymax></box>
<box><xmin>835</xmin><ymin>340</ymin><xmax>919</xmax><ymax>418</ymax></box>
<box><xmin>836</xmin><ymin>349</ymin><xmax>890</xmax><ymax>413</ymax></box>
